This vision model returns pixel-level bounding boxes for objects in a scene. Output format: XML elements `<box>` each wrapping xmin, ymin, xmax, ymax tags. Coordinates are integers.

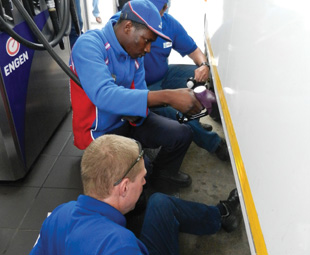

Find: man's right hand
<box><xmin>148</xmin><ymin>88</ymin><xmax>203</xmax><ymax>115</ymax></box>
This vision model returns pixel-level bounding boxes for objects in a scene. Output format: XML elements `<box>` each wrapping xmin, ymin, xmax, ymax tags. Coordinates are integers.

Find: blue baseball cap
<box><xmin>121</xmin><ymin>0</ymin><xmax>171</xmax><ymax>42</ymax></box>
<box><xmin>148</xmin><ymin>0</ymin><xmax>168</xmax><ymax>12</ymax></box>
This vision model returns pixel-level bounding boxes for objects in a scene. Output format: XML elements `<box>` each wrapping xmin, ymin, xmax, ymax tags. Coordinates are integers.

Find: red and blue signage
<box><xmin>0</xmin><ymin>11</ymin><xmax>48</xmax><ymax>161</ymax></box>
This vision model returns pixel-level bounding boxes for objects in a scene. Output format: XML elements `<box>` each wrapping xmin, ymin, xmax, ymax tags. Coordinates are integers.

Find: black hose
<box><xmin>27</xmin><ymin>0</ymin><xmax>35</xmax><ymax>16</ymax></box>
<box><xmin>53</xmin><ymin>0</ymin><xmax>71</xmax><ymax>37</ymax></box>
<box><xmin>0</xmin><ymin>15</ymin><xmax>44</xmax><ymax>48</ymax></box>
<box><xmin>46</xmin><ymin>0</ymin><xmax>65</xmax><ymax>49</ymax></box>
<box><xmin>0</xmin><ymin>1</ymin><xmax>4</xmax><ymax>20</ymax></box>
<box><xmin>2</xmin><ymin>0</ymin><xmax>13</xmax><ymax>19</ymax></box>
<box><xmin>10</xmin><ymin>0</ymin><xmax>81</xmax><ymax>86</ymax></box>
<box><xmin>54</xmin><ymin>0</ymin><xmax>60</xmax><ymax>17</ymax></box>
<box><xmin>0</xmin><ymin>0</ymin><xmax>70</xmax><ymax>50</ymax></box>
<box><xmin>22</xmin><ymin>0</ymin><xmax>34</xmax><ymax>18</ymax></box>
<box><xmin>49</xmin><ymin>10</ymin><xmax>65</xmax><ymax>49</ymax></box>
<box><xmin>70</xmin><ymin>0</ymin><xmax>80</xmax><ymax>36</ymax></box>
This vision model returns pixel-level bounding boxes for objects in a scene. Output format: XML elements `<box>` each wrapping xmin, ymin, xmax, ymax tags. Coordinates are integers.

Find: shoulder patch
<box><xmin>163</xmin><ymin>42</ymin><xmax>172</xmax><ymax>48</ymax></box>
<box><xmin>105</xmin><ymin>42</ymin><xmax>111</xmax><ymax>50</ymax></box>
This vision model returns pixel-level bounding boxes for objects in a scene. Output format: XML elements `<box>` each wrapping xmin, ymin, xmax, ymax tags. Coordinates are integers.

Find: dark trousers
<box><xmin>108</xmin><ymin>112</ymin><xmax>193</xmax><ymax>176</ymax></box>
<box><xmin>140</xmin><ymin>193</ymin><xmax>221</xmax><ymax>255</ymax></box>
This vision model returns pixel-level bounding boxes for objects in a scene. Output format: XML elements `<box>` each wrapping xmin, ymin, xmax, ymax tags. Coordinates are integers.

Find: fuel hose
<box><xmin>0</xmin><ymin>0</ymin><xmax>69</xmax><ymax>50</ymax></box>
<box><xmin>10</xmin><ymin>0</ymin><xmax>81</xmax><ymax>86</ymax></box>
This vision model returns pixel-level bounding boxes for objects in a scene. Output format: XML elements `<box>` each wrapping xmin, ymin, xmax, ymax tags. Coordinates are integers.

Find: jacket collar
<box><xmin>104</xmin><ymin>19</ymin><xmax>129</xmax><ymax>60</ymax></box>
<box><xmin>77</xmin><ymin>195</ymin><xmax>126</xmax><ymax>227</ymax></box>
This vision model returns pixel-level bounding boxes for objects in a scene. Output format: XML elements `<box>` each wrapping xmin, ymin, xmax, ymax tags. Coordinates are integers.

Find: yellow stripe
<box><xmin>206</xmin><ymin>38</ymin><xmax>268</xmax><ymax>254</ymax></box>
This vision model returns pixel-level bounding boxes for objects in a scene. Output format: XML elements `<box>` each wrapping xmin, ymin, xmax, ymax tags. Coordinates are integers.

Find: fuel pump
<box><xmin>0</xmin><ymin>0</ymin><xmax>81</xmax><ymax>180</ymax></box>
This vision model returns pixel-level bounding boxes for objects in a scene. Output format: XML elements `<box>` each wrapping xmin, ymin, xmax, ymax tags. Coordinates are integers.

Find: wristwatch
<box><xmin>199</xmin><ymin>61</ymin><xmax>210</xmax><ymax>69</ymax></box>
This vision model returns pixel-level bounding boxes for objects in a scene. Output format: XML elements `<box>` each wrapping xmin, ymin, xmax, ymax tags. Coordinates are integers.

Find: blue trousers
<box><xmin>140</xmin><ymin>193</ymin><xmax>221</xmax><ymax>255</ymax></box>
<box><xmin>108</xmin><ymin>112</ymin><xmax>193</xmax><ymax>176</ymax></box>
<box><xmin>92</xmin><ymin>0</ymin><xmax>100</xmax><ymax>17</ymax></box>
<box><xmin>69</xmin><ymin>0</ymin><xmax>83</xmax><ymax>48</ymax></box>
<box><xmin>148</xmin><ymin>64</ymin><xmax>221</xmax><ymax>153</ymax></box>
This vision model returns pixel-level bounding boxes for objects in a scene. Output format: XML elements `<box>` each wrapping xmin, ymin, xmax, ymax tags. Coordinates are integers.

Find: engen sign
<box><xmin>4</xmin><ymin>50</ymin><xmax>29</xmax><ymax>76</ymax></box>
<box><xmin>6</xmin><ymin>37</ymin><xmax>20</xmax><ymax>56</ymax></box>
<box><xmin>4</xmin><ymin>37</ymin><xmax>30</xmax><ymax>77</ymax></box>
<box><xmin>3</xmin><ymin>37</ymin><xmax>29</xmax><ymax>76</ymax></box>
<box><xmin>0</xmin><ymin>12</ymin><xmax>47</xmax><ymax>160</ymax></box>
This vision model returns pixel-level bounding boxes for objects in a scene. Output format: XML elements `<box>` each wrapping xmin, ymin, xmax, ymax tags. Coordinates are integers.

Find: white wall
<box><xmin>205</xmin><ymin>0</ymin><xmax>310</xmax><ymax>254</ymax></box>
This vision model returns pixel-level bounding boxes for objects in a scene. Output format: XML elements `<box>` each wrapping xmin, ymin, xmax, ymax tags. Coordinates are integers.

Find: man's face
<box><xmin>122</xmin><ymin>160</ymin><xmax>147</xmax><ymax>214</ymax></box>
<box><xmin>125</xmin><ymin>25</ymin><xmax>158</xmax><ymax>59</ymax></box>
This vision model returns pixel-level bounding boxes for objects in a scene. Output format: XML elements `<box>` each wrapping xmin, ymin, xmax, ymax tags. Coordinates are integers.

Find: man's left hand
<box><xmin>194</xmin><ymin>65</ymin><xmax>210</xmax><ymax>83</ymax></box>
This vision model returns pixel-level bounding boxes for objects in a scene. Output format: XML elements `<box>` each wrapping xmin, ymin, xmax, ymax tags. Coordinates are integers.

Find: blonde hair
<box><xmin>81</xmin><ymin>135</ymin><xmax>143</xmax><ymax>199</ymax></box>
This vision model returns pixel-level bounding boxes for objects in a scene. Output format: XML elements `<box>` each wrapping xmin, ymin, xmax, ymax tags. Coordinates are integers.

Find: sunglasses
<box><xmin>113</xmin><ymin>140</ymin><xmax>144</xmax><ymax>186</ymax></box>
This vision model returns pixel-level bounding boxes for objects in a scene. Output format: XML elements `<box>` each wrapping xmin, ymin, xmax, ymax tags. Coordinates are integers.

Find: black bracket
<box><xmin>176</xmin><ymin>111</ymin><xmax>208</xmax><ymax>124</ymax></box>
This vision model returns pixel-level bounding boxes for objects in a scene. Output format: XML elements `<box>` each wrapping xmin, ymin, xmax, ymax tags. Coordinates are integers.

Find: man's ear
<box><xmin>118</xmin><ymin>178</ymin><xmax>130</xmax><ymax>197</ymax></box>
<box><xmin>160</xmin><ymin>4</ymin><xmax>168</xmax><ymax>16</ymax></box>
<box><xmin>124</xmin><ymin>20</ymin><xmax>134</xmax><ymax>34</ymax></box>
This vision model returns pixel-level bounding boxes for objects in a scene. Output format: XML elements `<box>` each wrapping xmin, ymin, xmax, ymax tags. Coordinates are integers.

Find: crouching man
<box><xmin>30</xmin><ymin>134</ymin><xmax>241</xmax><ymax>255</ymax></box>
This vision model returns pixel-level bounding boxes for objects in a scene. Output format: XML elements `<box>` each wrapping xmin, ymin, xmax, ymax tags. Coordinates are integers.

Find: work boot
<box><xmin>200</xmin><ymin>122</ymin><xmax>213</xmax><ymax>131</ymax></box>
<box><xmin>215</xmin><ymin>139</ymin><xmax>229</xmax><ymax>161</ymax></box>
<box><xmin>152</xmin><ymin>171</ymin><xmax>192</xmax><ymax>188</ymax></box>
<box><xmin>218</xmin><ymin>188</ymin><xmax>241</xmax><ymax>232</ymax></box>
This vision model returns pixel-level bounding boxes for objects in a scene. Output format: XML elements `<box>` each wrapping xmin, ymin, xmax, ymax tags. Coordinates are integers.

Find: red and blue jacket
<box><xmin>70</xmin><ymin>19</ymin><xmax>149</xmax><ymax>149</ymax></box>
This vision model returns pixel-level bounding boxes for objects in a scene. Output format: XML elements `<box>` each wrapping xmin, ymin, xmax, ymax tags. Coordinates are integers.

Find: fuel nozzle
<box><xmin>193</xmin><ymin>86</ymin><xmax>216</xmax><ymax>115</ymax></box>
<box><xmin>177</xmin><ymin>79</ymin><xmax>217</xmax><ymax>124</ymax></box>
<box><xmin>186</xmin><ymin>77</ymin><xmax>206</xmax><ymax>90</ymax></box>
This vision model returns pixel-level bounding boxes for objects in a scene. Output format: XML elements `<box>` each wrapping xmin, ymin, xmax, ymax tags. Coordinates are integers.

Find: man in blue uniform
<box><xmin>30</xmin><ymin>134</ymin><xmax>241</xmax><ymax>255</ymax></box>
<box><xmin>70</xmin><ymin>0</ymin><xmax>204</xmax><ymax>187</ymax></box>
<box><xmin>144</xmin><ymin>0</ymin><xmax>229</xmax><ymax>161</ymax></box>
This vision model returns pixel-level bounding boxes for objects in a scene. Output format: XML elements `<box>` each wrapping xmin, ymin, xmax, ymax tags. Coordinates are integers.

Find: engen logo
<box><xmin>4</xmin><ymin>37</ymin><xmax>29</xmax><ymax>77</ymax></box>
<box><xmin>6</xmin><ymin>37</ymin><xmax>20</xmax><ymax>57</ymax></box>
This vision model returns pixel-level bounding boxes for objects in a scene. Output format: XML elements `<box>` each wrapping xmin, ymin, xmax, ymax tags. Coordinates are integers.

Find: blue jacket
<box><xmin>144</xmin><ymin>13</ymin><xmax>197</xmax><ymax>84</ymax></box>
<box><xmin>70</xmin><ymin>18</ymin><xmax>149</xmax><ymax>149</ymax></box>
<box><xmin>30</xmin><ymin>195</ymin><xmax>148</xmax><ymax>255</ymax></box>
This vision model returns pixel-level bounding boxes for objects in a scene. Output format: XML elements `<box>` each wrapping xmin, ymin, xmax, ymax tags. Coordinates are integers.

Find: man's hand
<box><xmin>168</xmin><ymin>89</ymin><xmax>203</xmax><ymax>115</ymax></box>
<box><xmin>148</xmin><ymin>89</ymin><xmax>203</xmax><ymax>115</ymax></box>
<box><xmin>188</xmin><ymin>47</ymin><xmax>210</xmax><ymax>83</ymax></box>
<box><xmin>194</xmin><ymin>65</ymin><xmax>209</xmax><ymax>83</ymax></box>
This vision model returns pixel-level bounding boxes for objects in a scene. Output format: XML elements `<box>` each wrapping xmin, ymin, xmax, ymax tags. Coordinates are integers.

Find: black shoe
<box><xmin>215</xmin><ymin>139</ymin><xmax>229</xmax><ymax>161</ymax></box>
<box><xmin>200</xmin><ymin>122</ymin><xmax>213</xmax><ymax>131</ymax></box>
<box><xmin>152</xmin><ymin>171</ymin><xmax>192</xmax><ymax>188</ymax></box>
<box><xmin>219</xmin><ymin>188</ymin><xmax>241</xmax><ymax>233</ymax></box>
